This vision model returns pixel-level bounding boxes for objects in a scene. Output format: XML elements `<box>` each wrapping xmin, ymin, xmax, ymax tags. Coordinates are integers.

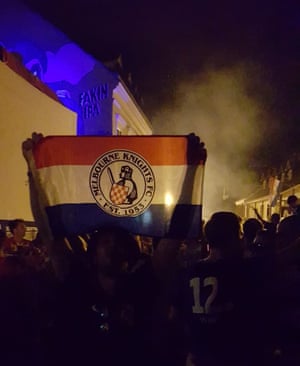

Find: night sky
<box><xmin>24</xmin><ymin>0</ymin><xmax>299</xmax><ymax>161</ymax></box>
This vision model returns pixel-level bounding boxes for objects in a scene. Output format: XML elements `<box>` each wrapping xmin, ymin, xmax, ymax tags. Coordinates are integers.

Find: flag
<box><xmin>269</xmin><ymin>177</ymin><xmax>281</xmax><ymax>207</ymax></box>
<box><xmin>30</xmin><ymin>134</ymin><xmax>206</xmax><ymax>239</ymax></box>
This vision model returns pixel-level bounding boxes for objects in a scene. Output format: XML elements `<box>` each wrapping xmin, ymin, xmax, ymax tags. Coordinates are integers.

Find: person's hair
<box><xmin>204</xmin><ymin>211</ymin><xmax>241</xmax><ymax>252</ymax></box>
<box><xmin>277</xmin><ymin>215</ymin><xmax>300</xmax><ymax>248</ymax></box>
<box><xmin>270</xmin><ymin>213</ymin><xmax>280</xmax><ymax>224</ymax></box>
<box><xmin>243</xmin><ymin>218</ymin><xmax>263</xmax><ymax>242</ymax></box>
<box><xmin>287</xmin><ymin>195</ymin><xmax>298</xmax><ymax>205</ymax></box>
<box><xmin>8</xmin><ymin>219</ymin><xmax>25</xmax><ymax>234</ymax></box>
<box><xmin>87</xmin><ymin>225</ymin><xmax>140</xmax><ymax>273</ymax></box>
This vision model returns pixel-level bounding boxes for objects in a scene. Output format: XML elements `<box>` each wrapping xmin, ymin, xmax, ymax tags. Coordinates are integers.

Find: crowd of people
<box><xmin>1</xmin><ymin>135</ymin><xmax>300</xmax><ymax>366</ymax></box>
<box><xmin>2</xmin><ymin>206</ymin><xmax>300</xmax><ymax>365</ymax></box>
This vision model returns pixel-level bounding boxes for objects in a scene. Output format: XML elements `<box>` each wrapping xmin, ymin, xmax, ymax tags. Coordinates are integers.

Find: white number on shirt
<box><xmin>190</xmin><ymin>276</ymin><xmax>218</xmax><ymax>314</ymax></box>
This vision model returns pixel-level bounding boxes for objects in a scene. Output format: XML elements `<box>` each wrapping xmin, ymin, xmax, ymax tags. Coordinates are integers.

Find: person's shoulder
<box><xmin>241</xmin><ymin>253</ymin><xmax>274</xmax><ymax>284</ymax></box>
<box><xmin>4</xmin><ymin>236</ymin><xmax>14</xmax><ymax>244</ymax></box>
<box><xmin>191</xmin><ymin>257</ymin><xmax>242</xmax><ymax>273</ymax></box>
<box><xmin>264</xmin><ymin>221</ymin><xmax>275</xmax><ymax>230</ymax></box>
<box><xmin>2</xmin><ymin>236</ymin><xmax>16</xmax><ymax>251</ymax></box>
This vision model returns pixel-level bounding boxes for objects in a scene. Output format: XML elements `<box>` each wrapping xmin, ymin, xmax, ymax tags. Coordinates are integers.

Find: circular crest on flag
<box><xmin>89</xmin><ymin>149</ymin><xmax>155</xmax><ymax>217</ymax></box>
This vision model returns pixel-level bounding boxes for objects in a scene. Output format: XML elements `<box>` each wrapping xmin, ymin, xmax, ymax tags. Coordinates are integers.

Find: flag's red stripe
<box><xmin>33</xmin><ymin>136</ymin><xmax>196</xmax><ymax>168</ymax></box>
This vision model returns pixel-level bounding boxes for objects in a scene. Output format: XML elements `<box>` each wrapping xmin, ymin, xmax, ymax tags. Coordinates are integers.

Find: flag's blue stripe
<box><xmin>45</xmin><ymin>203</ymin><xmax>202</xmax><ymax>239</ymax></box>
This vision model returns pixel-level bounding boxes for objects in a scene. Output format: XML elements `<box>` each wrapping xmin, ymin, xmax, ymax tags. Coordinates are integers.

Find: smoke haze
<box><xmin>152</xmin><ymin>62</ymin><xmax>275</xmax><ymax>220</ymax></box>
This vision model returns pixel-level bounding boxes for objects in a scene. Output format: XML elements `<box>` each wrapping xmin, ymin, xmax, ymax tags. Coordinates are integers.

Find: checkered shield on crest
<box><xmin>110</xmin><ymin>183</ymin><xmax>129</xmax><ymax>204</ymax></box>
<box><xmin>107</xmin><ymin>167</ymin><xmax>129</xmax><ymax>204</ymax></box>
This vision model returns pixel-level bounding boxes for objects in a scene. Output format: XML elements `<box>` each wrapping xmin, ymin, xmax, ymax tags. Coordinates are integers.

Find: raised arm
<box><xmin>22</xmin><ymin>133</ymin><xmax>52</xmax><ymax>242</ymax></box>
<box><xmin>22</xmin><ymin>132</ymin><xmax>72</xmax><ymax>281</ymax></box>
<box><xmin>252</xmin><ymin>207</ymin><xmax>267</xmax><ymax>226</ymax></box>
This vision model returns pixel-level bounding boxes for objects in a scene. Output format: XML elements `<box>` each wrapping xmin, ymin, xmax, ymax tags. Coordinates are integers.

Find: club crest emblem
<box><xmin>89</xmin><ymin>150</ymin><xmax>155</xmax><ymax>217</ymax></box>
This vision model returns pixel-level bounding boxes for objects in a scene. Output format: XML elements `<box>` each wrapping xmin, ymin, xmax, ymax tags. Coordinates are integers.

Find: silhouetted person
<box><xmin>287</xmin><ymin>195</ymin><xmax>300</xmax><ymax>215</ymax></box>
<box><xmin>253</xmin><ymin>208</ymin><xmax>280</xmax><ymax>235</ymax></box>
<box><xmin>47</xmin><ymin>226</ymin><xmax>157</xmax><ymax>366</ymax></box>
<box><xmin>3</xmin><ymin>219</ymin><xmax>33</xmax><ymax>256</ymax></box>
<box><xmin>242</xmin><ymin>217</ymin><xmax>263</xmax><ymax>255</ymax></box>
<box><xmin>170</xmin><ymin>211</ymin><xmax>277</xmax><ymax>366</ymax></box>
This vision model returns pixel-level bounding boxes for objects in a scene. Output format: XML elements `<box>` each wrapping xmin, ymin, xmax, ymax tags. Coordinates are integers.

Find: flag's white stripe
<box><xmin>37</xmin><ymin>165</ymin><xmax>203</xmax><ymax>206</ymax></box>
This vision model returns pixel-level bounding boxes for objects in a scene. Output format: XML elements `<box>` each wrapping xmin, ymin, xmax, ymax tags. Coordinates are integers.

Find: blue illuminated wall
<box><xmin>0</xmin><ymin>0</ymin><xmax>118</xmax><ymax>135</ymax></box>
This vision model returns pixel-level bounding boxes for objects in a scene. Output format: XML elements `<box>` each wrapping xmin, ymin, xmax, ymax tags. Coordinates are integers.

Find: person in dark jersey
<box><xmin>170</xmin><ymin>211</ymin><xmax>276</xmax><ymax>366</ymax></box>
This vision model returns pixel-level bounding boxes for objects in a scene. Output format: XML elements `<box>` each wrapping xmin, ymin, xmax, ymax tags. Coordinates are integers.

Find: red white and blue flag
<box><xmin>29</xmin><ymin>135</ymin><xmax>206</xmax><ymax>239</ymax></box>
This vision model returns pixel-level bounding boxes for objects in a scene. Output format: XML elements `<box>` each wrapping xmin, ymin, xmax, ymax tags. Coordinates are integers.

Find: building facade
<box><xmin>0</xmin><ymin>0</ymin><xmax>152</xmax><ymax>223</ymax></box>
<box><xmin>235</xmin><ymin>171</ymin><xmax>300</xmax><ymax>221</ymax></box>
<box><xmin>0</xmin><ymin>0</ymin><xmax>152</xmax><ymax>137</ymax></box>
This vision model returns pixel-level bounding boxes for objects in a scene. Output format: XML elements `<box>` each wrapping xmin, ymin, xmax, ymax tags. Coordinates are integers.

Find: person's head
<box><xmin>243</xmin><ymin>218</ymin><xmax>263</xmax><ymax>243</ymax></box>
<box><xmin>120</xmin><ymin>166</ymin><xmax>133</xmax><ymax>180</ymax></box>
<box><xmin>270</xmin><ymin>213</ymin><xmax>280</xmax><ymax>225</ymax></box>
<box><xmin>287</xmin><ymin>195</ymin><xmax>298</xmax><ymax>214</ymax></box>
<box><xmin>204</xmin><ymin>211</ymin><xmax>242</xmax><ymax>258</ymax></box>
<box><xmin>276</xmin><ymin>215</ymin><xmax>300</xmax><ymax>249</ymax></box>
<box><xmin>88</xmin><ymin>226</ymin><xmax>140</xmax><ymax>276</ymax></box>
<box><xmin>287</xmin><ymin>195</ymin><xmax>298</xmax><ymax>206</ymax></box>
<box><xmin>8</xmin><ymin>219</ymin><xmax>26</xmax><ymax>239</ymax></box>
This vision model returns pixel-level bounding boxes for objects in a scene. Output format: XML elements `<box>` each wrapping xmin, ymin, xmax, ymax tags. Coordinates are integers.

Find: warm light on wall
<box><xmin>165</xmin><ymin>192</ymin><xmax>174</xmax><ymax>207</ymax></box>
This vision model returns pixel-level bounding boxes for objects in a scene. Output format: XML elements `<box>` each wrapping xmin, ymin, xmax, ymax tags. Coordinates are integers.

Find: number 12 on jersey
<box><xmin>190</xmin><ymin>277</ymin><xmax>218</xmax><ymax>314</ymax></box>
